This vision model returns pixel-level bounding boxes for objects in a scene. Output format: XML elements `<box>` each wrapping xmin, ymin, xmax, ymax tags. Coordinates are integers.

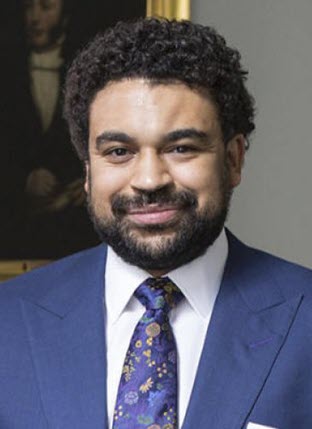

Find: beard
<box><xmin>87</xmin><ymin>169</ymin><xmax>232</xmax><ymax>272</ymax></box>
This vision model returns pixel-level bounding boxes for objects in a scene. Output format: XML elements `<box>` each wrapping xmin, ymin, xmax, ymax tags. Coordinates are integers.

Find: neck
<box><xmin>146</xmin><ymin>268</ymin><xmax>170</xmax><ymax>278</ymax></box>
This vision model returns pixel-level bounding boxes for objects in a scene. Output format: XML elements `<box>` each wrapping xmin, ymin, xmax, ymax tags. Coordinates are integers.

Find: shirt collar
<box><xmin>105</xmin><ymin>229</ymin><xmax>228</xmax><ymax>324</ymax></box>
<box><xmin>30</xmin><ymin>37</ymin><xmax>64</xmax><ymax>69</ymax></box>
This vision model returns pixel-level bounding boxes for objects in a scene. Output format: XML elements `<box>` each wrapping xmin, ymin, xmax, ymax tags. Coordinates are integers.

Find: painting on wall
<box><xmin>0</xmin><ymin>0</ymin><xmax>146</xmax><ymax>260</ymax></box>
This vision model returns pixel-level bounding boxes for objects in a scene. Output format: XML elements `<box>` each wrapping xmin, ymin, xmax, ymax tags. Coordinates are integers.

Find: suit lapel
<box><xmin>182</xmin><ymin>233</ymin><xmax>303</xmax><ymax>429</ymax></box>
<box><xmin>19</xmin><ymin>235</ymin><xmax>304</xmax><ymax>429</ymax></box>
<box><xmin>21</xmin><ymin>245</ymin><xmax>108</xmax><ymax>429</ymax></box>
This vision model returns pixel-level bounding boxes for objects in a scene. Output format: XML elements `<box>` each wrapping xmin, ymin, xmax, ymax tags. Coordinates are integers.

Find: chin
<box><xmin>128</xmin><ymin>222</ymin><xmax>178</xmax><ymax>238</ymax></box>
<box><xmin>128</xmin><ymin>228</ymin><xmax>176</xmax><ymax>245</ymax></box>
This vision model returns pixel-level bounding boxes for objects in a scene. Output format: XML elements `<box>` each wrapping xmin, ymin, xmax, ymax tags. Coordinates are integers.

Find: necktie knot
<box><xmin>135</xmin><ymin>277</ymin><xmax>183</xmax><ymax>313</ymax></box>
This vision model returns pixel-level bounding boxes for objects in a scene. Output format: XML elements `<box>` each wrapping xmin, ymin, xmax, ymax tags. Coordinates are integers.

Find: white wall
<box><xmin>192</xmin><ymin>0</ymin><xmax>312</xmax><ymax>268</ymax></box>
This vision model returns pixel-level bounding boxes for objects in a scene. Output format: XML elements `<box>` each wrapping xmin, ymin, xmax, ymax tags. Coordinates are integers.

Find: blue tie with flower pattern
<box><xmin>112</xmin><ymin>277</ymin><xmax>184</xmax><ymax>429</ymax></box>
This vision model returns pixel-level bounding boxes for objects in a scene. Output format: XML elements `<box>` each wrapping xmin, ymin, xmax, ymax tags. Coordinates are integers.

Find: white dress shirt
<box><xmin>105</xmin><ymin>229</ymin><xmax>228</xmax><ymax>428</ymax></box>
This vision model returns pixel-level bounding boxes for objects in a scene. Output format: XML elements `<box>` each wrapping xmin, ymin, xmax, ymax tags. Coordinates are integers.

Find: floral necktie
<box><xmin>112</xmin><ymin>277</ymin><xmax>184</xmax><ymax>429</ymax></box>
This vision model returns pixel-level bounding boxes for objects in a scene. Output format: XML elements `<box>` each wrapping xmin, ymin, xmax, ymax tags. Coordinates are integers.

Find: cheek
<box><xmin>172</xmin><ymin>159</ymin><xmax>223</xmax><ymax>194</ymax></box>
<box><xmin>173</xmin><ymin>160</ymin><xmax>226</xmax><ymax>213</ymax></box>
<box><xmin>89</xmin><ymin>163</ymin><xmax>132</xmax><ymax>203</ymax></box>
<box><xmin>48</xmin><ymin>11</ymin><xmax>62</xmax><ymax>27</ymax></box>
<box><xmin>45</xmin><ymin>16</ymin><xmax>57</xmax><ymax>31</ymax></box>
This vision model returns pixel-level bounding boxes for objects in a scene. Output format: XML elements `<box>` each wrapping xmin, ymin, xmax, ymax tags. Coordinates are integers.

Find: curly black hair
<box><xmin>64</xmin><ymin>18</ymin><xmax>255</xmax><ymax>161</ymax></box>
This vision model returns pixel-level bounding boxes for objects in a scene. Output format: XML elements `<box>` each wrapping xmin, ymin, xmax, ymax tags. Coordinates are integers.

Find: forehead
<box><xmin>89</xmin><ymin>79</ymin><xmax>220</xmax><ymax>138</ymax></box>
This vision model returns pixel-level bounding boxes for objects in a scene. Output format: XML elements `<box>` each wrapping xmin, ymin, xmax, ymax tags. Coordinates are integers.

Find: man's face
<box><xmin>24</xmin><ymin>0</ymin><xmax>64</xmax><ymax>52</ymax></box>
<box><xmin>86</xmin><ymin>79</ymin><xmax>244</xmax><ymax>275</ymax></box>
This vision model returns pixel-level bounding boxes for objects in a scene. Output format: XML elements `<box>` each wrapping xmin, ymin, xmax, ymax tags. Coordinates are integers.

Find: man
<box><xmin>0</xmin><ymin>18</ymin><xmax>311</xmax><ymax>429</ymax></box>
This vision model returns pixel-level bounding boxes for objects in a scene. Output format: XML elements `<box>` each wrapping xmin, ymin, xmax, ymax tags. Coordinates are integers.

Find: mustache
<box><xmin>111</xmin><ymin>187</ymin><xmax>198</xmax><ymax>215</ymax></box>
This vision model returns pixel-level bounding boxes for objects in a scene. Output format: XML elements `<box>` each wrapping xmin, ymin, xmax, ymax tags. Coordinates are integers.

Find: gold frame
<box><xmin>146</xmin><ymin>0</ymin><xmax>191</xmax><ymax>20</ymax></box>
<box><xmin>0</xmin><ymin>260</ymin><xmax>50</xmax><ymax>282</ymax></box>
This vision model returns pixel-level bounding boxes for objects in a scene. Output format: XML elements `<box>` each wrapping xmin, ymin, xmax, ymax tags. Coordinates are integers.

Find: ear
<box><xmin>84</xmin><ymin>162</ymin><xmax>90</xmax><ymax>194</ymax></box>
<box><xmin>225</xmin><ymin>134</ymin><xmax>245</xmax><ymax>188</ymax></box>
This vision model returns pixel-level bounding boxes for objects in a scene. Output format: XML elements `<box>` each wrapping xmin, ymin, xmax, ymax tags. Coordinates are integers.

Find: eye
<box><xmin>169</xmin><ymin>144</ymin><xmax>199</xmax><ymax>155</ymax></box>
<box><xmin>164</xmin><ymin>143</ymin><xmax>201</xmax><ymax>161</ymax></box>
<box><xmin>109</xmin><ymin>148</ymin><xmax>129</xmax><ymax>156</ymax></box>
<box><xmin>173</xmin><ymin>145</ymin><xmax>191</xmax><ymax>153</ymax></box>
<box><xmin>103</xmin><ymin>146</ymin><xmax>135</xmax><ymax>164</ymax></box>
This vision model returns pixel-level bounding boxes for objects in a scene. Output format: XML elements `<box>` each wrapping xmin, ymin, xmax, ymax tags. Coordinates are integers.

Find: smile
<box><xmin>126</xmin><ymin>205</ymin><xmax>180</xmax><ymax>225</ymax></box>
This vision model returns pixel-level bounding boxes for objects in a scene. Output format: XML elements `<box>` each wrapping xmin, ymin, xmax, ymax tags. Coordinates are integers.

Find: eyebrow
<box><xmin>164</xmin><ymin>128</ymin><xmax>211</xmax><ymax>143</ymax></box>
<box><xmin>95</xmin><ymin>127</ymin><xmax>212</xmax><ymax>151</ymax></box>
<box><xmin>95</xmin><ymin>131</ymin><xmax>135</xmax><ymax>151</ymax></box>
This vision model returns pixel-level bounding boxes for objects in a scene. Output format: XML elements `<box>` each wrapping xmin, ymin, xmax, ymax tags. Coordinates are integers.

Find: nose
<box><xmin>130</xmin><ymin>151</ymin><xmax>173</xmax><ymax>192</ymax></box>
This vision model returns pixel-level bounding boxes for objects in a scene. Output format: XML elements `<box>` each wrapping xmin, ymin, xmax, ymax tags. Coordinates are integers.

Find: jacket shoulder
<box><xmin>0</xmin><ymin>244</ymin><xmax>107</xmax><ymax>303</ymax></box>
<box><xmin>227</xmin><ymin>230</ymin><xmax>312</xmax><ymax>297</ymax></box>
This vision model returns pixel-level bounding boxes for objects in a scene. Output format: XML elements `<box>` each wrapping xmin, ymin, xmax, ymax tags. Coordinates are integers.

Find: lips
<box><xmin>126</xmin><ymin>205</ymin><xmax>180</xmax><ymax>225</ymax></box>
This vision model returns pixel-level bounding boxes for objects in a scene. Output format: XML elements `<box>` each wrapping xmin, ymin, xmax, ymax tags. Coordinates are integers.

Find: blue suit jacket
<box><xmin>1</xmin><ymin>232</ymin><xmax>312</xmax><ymax>428</ymax></box>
